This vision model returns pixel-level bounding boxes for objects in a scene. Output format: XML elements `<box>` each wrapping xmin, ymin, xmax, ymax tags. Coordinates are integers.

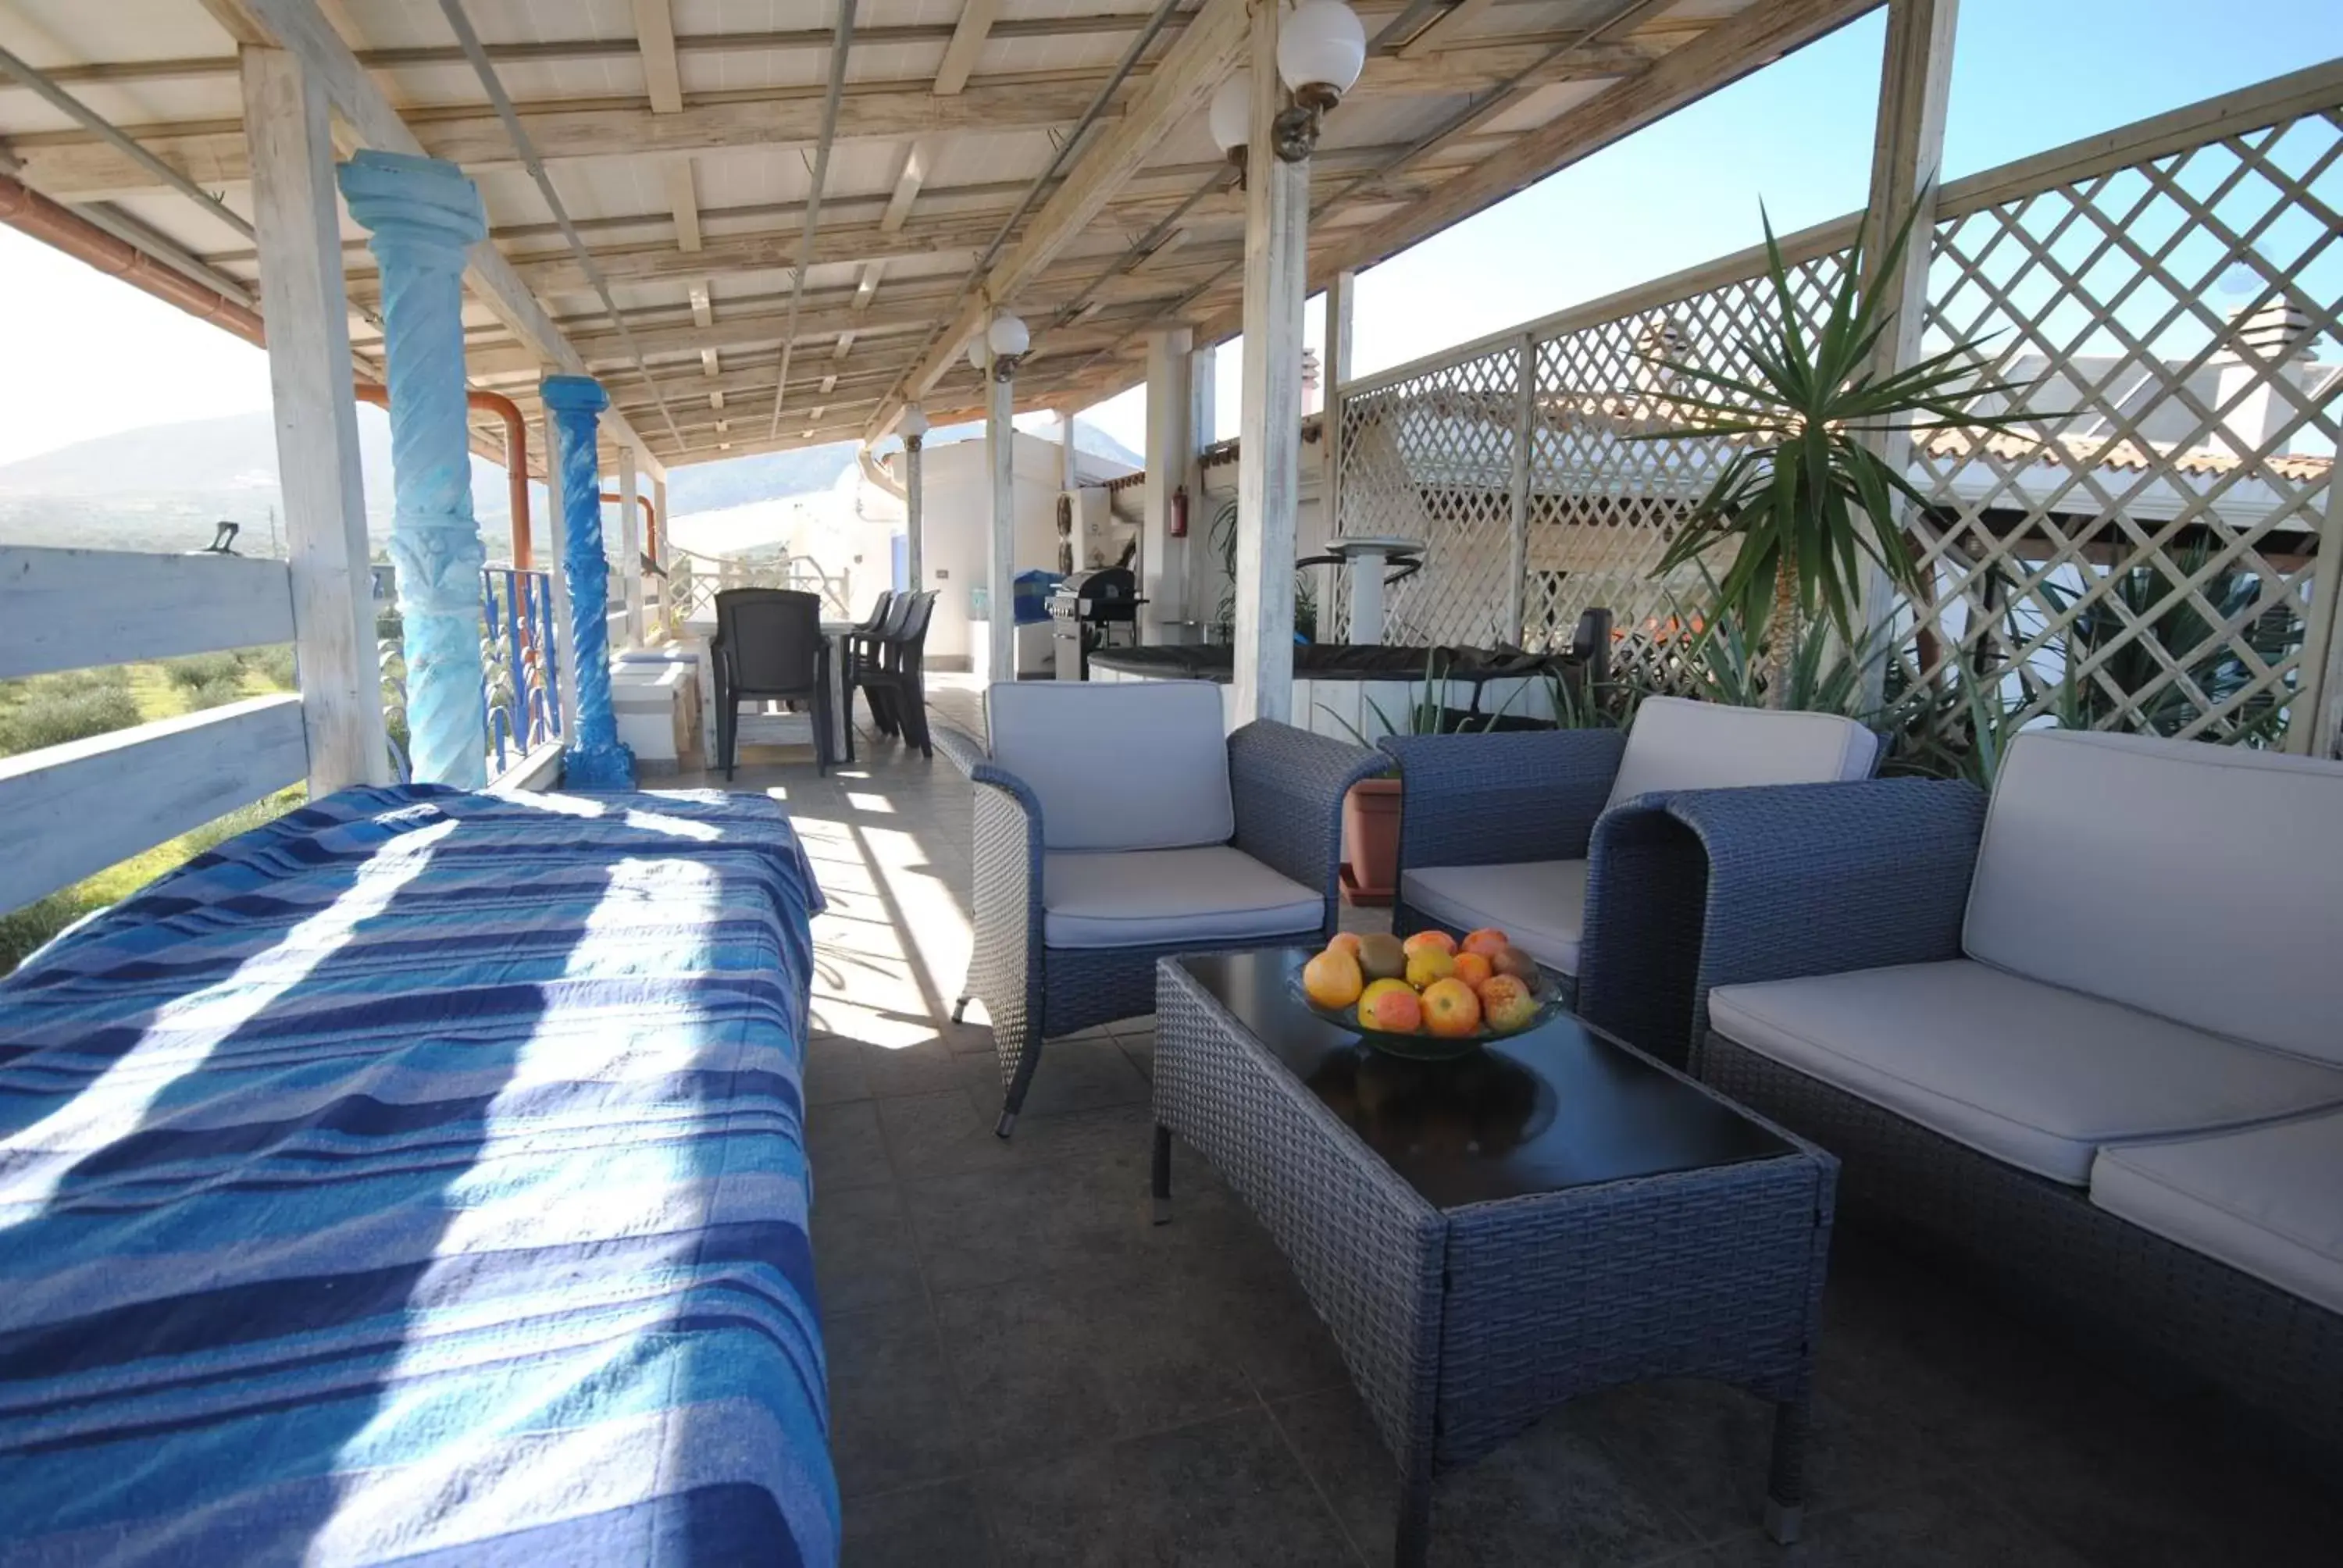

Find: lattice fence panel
<box><xmin>1895</xmin><ymin>106</ymin><xmax>2343</xmax><ymax>746</ymax></box>
<box><xmin>1330</xmin><ymin>87</ymin><xmax>2342</xmax><ymax>750</ymax></box>
<box><xmin>1332</xmin><ymin>342</ymin><xmax>1521</xmax><ymax>647</ymax></box>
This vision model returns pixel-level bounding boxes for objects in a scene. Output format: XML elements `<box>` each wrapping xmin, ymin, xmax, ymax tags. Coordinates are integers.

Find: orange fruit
<box><xmin>1460</xmin><ymin>928</ymin><xmax>1510</xmax><ymax>958</ymax></box>
<box><xmin>1452</xmin><ymin>951</ymin><xmax>1492</xmax><ymax>988</ymax></box>
<box><xmin>1404</xmin><ymin>948</ymin><xmax>1456</xmax><ymax>989</ymax></box>
<box><xmin>1327</xmin><ymin>932</ymin><xmax>1363</xmax><ymax>958</ymax></box>
<box><xmin>1401</xmin><ymin>930</ymin><xmax>1457</xmax><ymax>957</ymax></box>
<box><xmin>1303</xmin><ymin>947</ymin><xmax>1364</xmax><ymax>1009</ymax></box>
<box><xmin>1358</xmin><ymin>978</ymin><xmax>1423</xmax><ymax>1033</ymax></box>
<box><xmin>1421</xmin><ymin>978</ymin><xmax>1483</xmax><ymax>1037</ymax></box>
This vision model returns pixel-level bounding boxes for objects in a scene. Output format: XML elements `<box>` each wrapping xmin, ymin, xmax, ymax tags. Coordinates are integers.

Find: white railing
<box><xmin>668</xmin><ymin>547</ymin><xmax>854</xmax><ymax>622</ymax></box>
<box><xmin>1330</xmin><ymin>61</ymin><xmax>2343</xmax><ymax>756</ymax></box>
<box><xmin>0</xmin><ymin>545</ymin><xmax>309</xmax><ymax>912</ymax></box>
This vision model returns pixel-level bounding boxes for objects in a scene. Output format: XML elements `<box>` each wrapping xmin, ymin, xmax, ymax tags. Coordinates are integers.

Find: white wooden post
<box><xmin>619</xmin><ymin>444</ymin><xmax>644</xmax><ymax>649</ymax></box>
<box><xmin>651</xmin><ymin>469</ymin><xmax>670</xmax><ymax>638</ymax></box>
<box><xmin>902</xmin><ymin>433</ymin><xmax>926</xmax><ymax>592</ymax></box>
<box><xmin>1187</xmin><ymin>343</ymin><xmax>1216</xmax><ymax>630</ymax></box>
<box><xmin>1507</xmin><ymin>332</ymin><xmax>1535</xmax><ymax>647</ymax></box>
<box><xmin>1321</xmin><ymin>270</ymin><xmax>1353</xmax><ymax>540</ymax></box>
<box><xmin>1232</xmin><ymin>0</ymin><xmax>1307</xmax><ymax>726</ymax></box>
<box><xmin>241</xmin><ymin>44</ymin><xmax>388</xmax><ymax>793</ymax></box>
<box><xmin>1857</xmin><ymin>0</ymin><xmax>1960</xmax><ymax>674</ymax></box>
<box><xmin>986</xmin><ymin>365</ymin><xmax>1018</xmax><ymax>685</ymax></box>
<box><xmin>1141</xmin><ymin>326</ymin><xmax>1194</xmax><ymax>643</ymax></box>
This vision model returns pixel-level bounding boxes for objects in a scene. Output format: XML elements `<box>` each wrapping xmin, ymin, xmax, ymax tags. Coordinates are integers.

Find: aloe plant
<box><xmin>1634</xmin><ymin>200</ymin><xmax>2042</xmax><ymax>707</ymax></box>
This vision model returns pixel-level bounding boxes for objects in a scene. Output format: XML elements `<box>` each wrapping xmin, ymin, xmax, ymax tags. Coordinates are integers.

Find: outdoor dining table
<box><xmin>679</xmin><ymin>611</ymin><xmax>855</xmax><ymax>770</ymax></box>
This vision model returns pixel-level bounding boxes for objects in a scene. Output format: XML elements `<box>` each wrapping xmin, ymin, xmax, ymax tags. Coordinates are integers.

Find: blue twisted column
<box><xmin>338</xmin><ymin>150</ymin><xmax>490</xmax><ymax>789</ymax></box>
<box><xmin>542</xmin><ymin>374</ymin><xmax>634</xmax><ymax>789</ymax></box>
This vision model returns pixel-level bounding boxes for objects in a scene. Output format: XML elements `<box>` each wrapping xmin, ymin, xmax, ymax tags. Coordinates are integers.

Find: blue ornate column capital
<box><xmin>543</xmin><ymin>374</ymin><xmax>634</xmax><ymax>789</ymax></box>
<box><xmin>339</xmin><ymin>149</ymin><xmax>491</xmax><ymax>789</ymax></box>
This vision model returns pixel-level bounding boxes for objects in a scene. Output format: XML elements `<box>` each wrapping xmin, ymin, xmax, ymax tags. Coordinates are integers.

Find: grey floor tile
<box><xmin>811</xmin><ymin>1181</ymin><xmax>926</xmax><ymax>1315</ymax></box>
<box><xmin>982</xmin><ymin>1407</ymin><xmax>1358</xmax><ymax>1568</ymax></box>
<box><xmin>1688</xmin><ymin>1475</ymin><xmax>2093</xmax><ymax>1568</ymax></box>
<box><xmin>1272</xmin><ymin>1384</ymin><xmax>1699</xmax><ymax>1568</ymax></box>
<box><xmin>802</xmin><ymin>1032</ymin><xmax>872</xmax><ymax>1107</ymax></box>
<box><xmin>807</xmin><ymin>1097</ymin><xmax>897</xmax><ymax>1193</ymax></box>
<box><xmin>840</xmin><ymin>1479</ymin><xmax>993</xmax><ymax>1567</ymax></box>
<box><xmin>877</xmin><ymin>1086</ymin><xmax>1164</xmax><ymax>1182</ymax></box>
<box><xmin>900</xmin><ymin>1128</ymin><xmax>1254</xmax><ymax>1294</ymax></box>
<box><xmin>858</xmin><ymin>1038</ymin><xmax>976</xmax><ymax>1099</ymax></box>
<box><xmin>824</xmin><ymin>1299</ymin><xmax>977</xmax><ymax>1499</ymax></box>
<box><xmin>954</xmin><ymin>1034</ymin><xmax>1149</xmax><ymax>1118</ymax></box>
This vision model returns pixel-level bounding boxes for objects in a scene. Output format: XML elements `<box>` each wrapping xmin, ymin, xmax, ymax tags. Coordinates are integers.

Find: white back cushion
<box><xmin>1965</xmin><ymin>730</ymin><xmax>2343</xmax><ymax>1064</ymax></box>
<box><xmin>986</xmin><ymin>680</ymin><xmax>1235</xmax><ymax>852</ymax></box>
<box><xmin>1604</xmin><ymin>696</ymin><xmax>1879</xmax><ymax>810</ymax></box>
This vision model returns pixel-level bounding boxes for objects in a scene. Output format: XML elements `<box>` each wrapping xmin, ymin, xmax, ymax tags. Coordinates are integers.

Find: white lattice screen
<box><xmin>1329</xmin><ymin>72</ymin><xmax>2343</xmax><ymax>754</ymax></box>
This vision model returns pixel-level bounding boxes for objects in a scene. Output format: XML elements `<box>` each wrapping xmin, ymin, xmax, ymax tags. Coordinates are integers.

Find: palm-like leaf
<box><xmin>1626</xmin><ymin>201</ymin><xmax>2052</xmax><ymax>699</ymax></box>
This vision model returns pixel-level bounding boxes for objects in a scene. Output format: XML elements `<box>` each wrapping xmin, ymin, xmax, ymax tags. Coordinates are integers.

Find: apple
<box><xmin>1421</xmin><ymin>978</ymin><xmax>1483</xmax><ymax>1038</ymax></box>
<box><xmin>1460</xmin><ymin>928</ymin><xmax>1510</xmax><ymax>958</ymax></box>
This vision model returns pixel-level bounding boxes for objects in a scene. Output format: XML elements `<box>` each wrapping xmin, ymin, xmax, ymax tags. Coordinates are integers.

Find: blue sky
<box><xmin>0</xmin><ymin>2</ymin><xmax>2333</xmax><ymax>474</ymax></box>
<box><xmin>1081</xmin><ymin>0</ymin><xmax>2343</xmax><ymax>451</ymax></box>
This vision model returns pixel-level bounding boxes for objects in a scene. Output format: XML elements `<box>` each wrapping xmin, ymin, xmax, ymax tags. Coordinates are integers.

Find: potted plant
<box><xmin>1638</xmin><ymin>202</ymin><xmax>2038</xmax><ymax>707</ymax></box>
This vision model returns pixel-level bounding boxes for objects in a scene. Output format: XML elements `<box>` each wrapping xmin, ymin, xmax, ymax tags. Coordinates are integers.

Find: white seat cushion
<box><xmin>1398</xmin><ymin>860</ymin><xmax>1589</xmax><ymax>976</ymax></box>
<box><xmin>987</xmin><ymin>680</ymin><xmax>1234</xmax><ymax>853</ymax></box>
<box><xmin>2092</xmin><ymin>1110</ymin><xmax>2343</xmax><ymax>1317</ymax></box>
<box><xmin>1965</xmin><ymin>730</ymin><xmax>2343</xmax><ymax>1066</ymax></box>
<box><xmin>1042</xmin><ymin>846</ymin><xmax>1322</xmax><ymax>950</ymax></box>
<box><xmin>1603</xmin><ymin>696</ymin><xmax>1878</xmax><ymax>811</ymax></box>
<box><xmin>1707</xmin><ymin>960</ymin><xmax>2343</xmax><ymax>1185</ymax></box>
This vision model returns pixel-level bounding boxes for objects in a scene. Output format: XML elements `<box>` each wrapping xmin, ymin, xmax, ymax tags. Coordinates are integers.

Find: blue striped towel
<box><xmin>0</xmin><ymin>785</ymin><xmax>837</xmax><ymax>1566</ymax></box>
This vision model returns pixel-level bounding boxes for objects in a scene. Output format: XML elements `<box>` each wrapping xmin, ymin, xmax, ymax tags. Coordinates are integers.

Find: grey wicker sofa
<box><xmin>1378</xmin><ymin>696</ymin><xmax>1878</xmax><ymax>1045</ymax></box>
<box><xmin>1574</xmin><ymin>730</ymin><xmax>2343</xmax><ymax>1460</ymax></box>
<box><xmin>937</xmin><ymin>680</ymin><xmax>1382</xmax><ymax>1136</ymax></box>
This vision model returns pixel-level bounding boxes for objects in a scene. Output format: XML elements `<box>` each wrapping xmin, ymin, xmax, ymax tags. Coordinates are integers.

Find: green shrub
<box><xmin>0</xmin><ymin>684</ymin><xmax>141</xmax><ymax>757</ymax></box>
<box><xmin>0</xmin><ymin>890</ymin><xmax>103</xmax><ymax>974</ymax></box>
<box><xmin>245</xmin><ymin>643</ymin><xmax>298</xmax><ymax>691</ymax></box>
<box><xmin>163</xmin><ymin>651</ymin><xmax>244</xmax><ymax>690</ymax></box>
<box><xmin>181</xmin><ymin>676</ymin><xmax>251</xmax><ymax>714</ymax></box>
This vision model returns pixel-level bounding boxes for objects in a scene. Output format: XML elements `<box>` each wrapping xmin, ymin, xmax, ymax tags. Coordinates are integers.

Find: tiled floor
<box><xmin>679</xmin><ymin>676</ymin><xmax>2339</xmax><ymax>1566</ymax></box>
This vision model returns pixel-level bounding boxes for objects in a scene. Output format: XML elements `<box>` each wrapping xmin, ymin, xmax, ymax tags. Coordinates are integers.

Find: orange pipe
<box><xmin>600</xmin><ymin>490</ymin><xmax>659</xmax><ymax>566</ymax></box>
<box><xmin>0</xmin><ymin>170</ymin><xmax>534</xmax><ymax>571</ymax></box>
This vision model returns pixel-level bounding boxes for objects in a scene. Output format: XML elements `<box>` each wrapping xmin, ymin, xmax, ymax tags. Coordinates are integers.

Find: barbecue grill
<box><xmin>1049</xmin><ymin>567</ymin><xmax>1139</xmax><ymax>681</ymax></box>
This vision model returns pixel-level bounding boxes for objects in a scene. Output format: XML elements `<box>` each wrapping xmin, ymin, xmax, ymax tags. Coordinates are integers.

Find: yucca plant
<box><xmin>1634</xmin><ymin>201</ymin><xmax>2042</xmax><ymax>707</ymax></box>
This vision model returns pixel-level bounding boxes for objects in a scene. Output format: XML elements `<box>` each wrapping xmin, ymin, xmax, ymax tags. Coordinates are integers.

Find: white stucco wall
<box><xmin>914</xmin><ymin>431</ymin><xmax>1084</xmax><ymax>668</ymax></box>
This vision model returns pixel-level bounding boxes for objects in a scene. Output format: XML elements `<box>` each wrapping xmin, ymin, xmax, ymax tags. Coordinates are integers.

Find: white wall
<box><xmin>915</xmin><ymin>431</ymin><xmax>1076</xmax><ymax>668</ymax></box>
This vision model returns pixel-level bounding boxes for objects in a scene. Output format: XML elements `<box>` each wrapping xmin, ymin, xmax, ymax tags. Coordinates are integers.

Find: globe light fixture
<box><xmin>897</xmin><ymin>402</ymin><xmax>929</xmax><ymax>448</ymax></box>
<box><xmin>986</xmin><ymin>312</ymin><xmax>1029</xmax><ymax>381</ymax></box>
<box><xmin>1272</xmin><ymin>1</ymin><xmax>1365</xmax><ymax>161</ymax></box>
<box><xmin>967</xmin><ymin>335</ymin><xmax>990</xmax><ymax>373</ymax></box>
<box><xmin>1208</xmin><ymin>70</ymin><xmax>1252</xmax><ymax>177</ymax></box>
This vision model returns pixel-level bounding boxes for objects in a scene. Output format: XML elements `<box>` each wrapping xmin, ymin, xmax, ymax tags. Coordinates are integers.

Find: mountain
<box><xmin>0</xmin><ymin>408</ymin><xmax>1149</xmax><ymax>558</ymax></box>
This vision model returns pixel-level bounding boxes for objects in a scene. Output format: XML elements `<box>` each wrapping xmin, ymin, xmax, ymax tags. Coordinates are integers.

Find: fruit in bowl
<box><xmin>1299</xmin><ymin>928</ymin><xmax>1548</xmax><ymax>1049</ymax></box>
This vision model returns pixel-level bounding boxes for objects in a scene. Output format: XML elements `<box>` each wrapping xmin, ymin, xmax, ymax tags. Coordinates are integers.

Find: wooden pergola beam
<box><xmin>19</xmin><ymin>35</ymin><xmax>1653</xmax><ymax>198</ymax></box>
<box><xmin>198</xmin><ymin>0</ymin><xmax>665</xmax><ymax>477</ymax></box>
<box><xmin>876</xmin><ymin>0</ymin><xmax>1252</xmax><ymax>437</ymax></box>
<box><xmin>935</xmin><ymin>0</ymin><xmax>999</xmax><ymax>96</ymax></box>
<box><xmin>633</xmin><ymin>0</ymin><xmax>683</xmax><ymax>114</ymax></box>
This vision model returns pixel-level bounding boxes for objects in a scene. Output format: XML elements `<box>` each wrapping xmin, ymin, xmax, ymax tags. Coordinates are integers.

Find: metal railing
<box><xmin>380</xmin><ymin>566</ymin><xmax>561</xmax><ymax>782</ymax></box>
<box><xmin>1328</xmin><ymin>62</ymin><xmax>2343</xmax><ymax>756</ymax></box>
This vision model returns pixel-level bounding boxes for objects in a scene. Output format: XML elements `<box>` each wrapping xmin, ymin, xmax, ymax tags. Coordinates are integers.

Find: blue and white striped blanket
<box><xmin>0</xmin><ymin>785</ymin><xmax>837</xmax><ymax>1566</ymax></box>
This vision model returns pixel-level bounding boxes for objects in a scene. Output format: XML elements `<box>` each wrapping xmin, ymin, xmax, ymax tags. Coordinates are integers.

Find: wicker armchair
<box><xmin>938</xmin><ymin>681</ymin><xmax>1382</xmax><ymax>1136</ymax></box>
<box><xmin>1599</xmin><ymin>732</ymin><xmax>2343</xmax><ymax>1466</ymax></box>
<box><xmin>1376</xmin><ymin>697</ymin><xmax>1878</xmax><ymax>1053</ymax></box>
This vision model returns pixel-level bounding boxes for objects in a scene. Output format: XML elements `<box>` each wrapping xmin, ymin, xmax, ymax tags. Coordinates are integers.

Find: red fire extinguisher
<box><xmin>1170</xmin><ymin>485</ymin><xmax>1189</xmax><ymax>538</ymax></box>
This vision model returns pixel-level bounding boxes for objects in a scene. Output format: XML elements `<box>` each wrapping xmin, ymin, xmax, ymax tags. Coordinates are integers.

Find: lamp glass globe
<box><xmin>1207</xmin><ymin>70</ymin><xmax>1252</xmax><ymax>153</ymax></box>
<box><xmin>986</xmin><ymin>313</ymin><xmax>1030</xmax><ymax>358</ymax></box>
<box><xmin>967</xmin><ymin>337</ymin><xmax>990</xmax><ymax>372</ymax></box>
<box><xmin>1277</xmin><ymin>1</ymin><xmax>1365</xmax><ymax>95</ymax></box>
<box><xmin>897</xmin><ymin>404</ymin><xmax>929</xmax><ymax>440</ymax></box>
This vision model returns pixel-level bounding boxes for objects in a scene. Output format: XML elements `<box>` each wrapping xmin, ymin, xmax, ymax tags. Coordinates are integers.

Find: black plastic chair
<box><xmin>853</xmin><ymin>590</ymin><xmax>937</xmax><ymax>758</ymax></box>
<box><xmin>711</xmin><ymin>587</ymin><xmax>833</xmax><ymax>778</ymax></box>
<box><xmin>847</xmin><ymin>592</ymin><xmax>920</xmax><ymax>741</ymax></box>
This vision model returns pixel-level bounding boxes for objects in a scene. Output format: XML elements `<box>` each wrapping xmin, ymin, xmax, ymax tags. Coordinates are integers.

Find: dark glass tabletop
<box><xmin>1172</xmin><ymin>949</ymin><xmax>1795</xmax><ymax>1211</ymax></box>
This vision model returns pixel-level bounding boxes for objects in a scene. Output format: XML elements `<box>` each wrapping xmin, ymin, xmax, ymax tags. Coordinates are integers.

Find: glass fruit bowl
<box><xmin>1293</xmin><ymin>971</ymin><xmax>1566</xmax><ymax>1061</ymax></box>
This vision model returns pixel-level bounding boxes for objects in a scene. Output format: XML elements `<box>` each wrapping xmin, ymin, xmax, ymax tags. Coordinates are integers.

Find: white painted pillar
<box><xmin>619</xmin><ymin>445</ymin><xmax>644</xmax><ymax>649</ymax></box>
<box><xmin>241</xmin><ymin>45</ymin><xmax>389</xmax><ymax>793</ymax></box>
<box><xmin>651</xmin><ymin>469</ymin><xmax>669</xmax><ymax>638</ymax></box>
<box><xmin>1186</xmin><ymin>344</ymin><xmax>1216</xmax><ymax>629</ymax></box>
<box><xmin>1232</xmin><ymin>0</ymin><xmax>1307</xmax><ymax>727</ymax></box>
<box><xmin>1321</xmin><ymin>270</ymin><xmax>1353</xmax><ymax>539</ymax></box>
<box><xmin>986</xmin><ymin>365</ymin><xmax>1018</xmax><ymax>685</ymax></box>
<box><xmin>1857</xmin><ymin>0</ymin><xmax>1960</xmax><ymax>672</ymax></box>
<box><xmin>1141</xmin><ymin>326</ymin><xmax>1194</xmax><ymax>643</ymax></box>
<box><xmin>1057</xmin><ymin>408</ymin><xmax>1078</xmax><ymax>491</ymax></box>
<box><xmin>902</xmin><ymin>433</ymin><xmax>926</xmax><ymax>593</ymax></box>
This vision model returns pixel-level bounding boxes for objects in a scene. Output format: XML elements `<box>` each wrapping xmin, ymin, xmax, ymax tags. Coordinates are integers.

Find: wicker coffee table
<box><xmin>1151</xmin><ymin>949</ymin><xmax>1838</xmax><ymax>1566</ymax></box>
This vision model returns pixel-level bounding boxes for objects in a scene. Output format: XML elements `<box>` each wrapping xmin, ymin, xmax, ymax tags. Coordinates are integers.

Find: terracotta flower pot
<box><xmin>1339</xmin><ymin>774</ymin><xmax>1403</xmax><ymax>907</ymax></box>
